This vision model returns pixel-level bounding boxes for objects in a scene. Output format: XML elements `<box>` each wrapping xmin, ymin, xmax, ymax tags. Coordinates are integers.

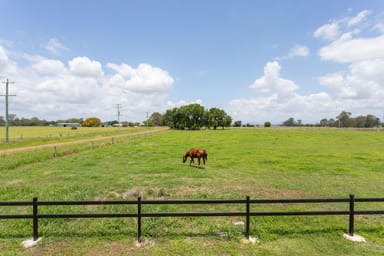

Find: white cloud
<box><xmin>69</xmin><ymin>57</ymin><xmax>104</xmax><ymax>77</ymax></box>
<box><xmin>0</xmin><ymin>43</ymin><xmax>175</xmax><ymax>122</ymax></box>
<box><xmin>288</xmin><ymin>45</ymin><xmax>309</xmax><ymax>58</ymax></box>
<box><xmin>318</xmin><ymin>35</ymin><xmax>384</xmax><ymax>63</ymax></box>
<box><xmin>314</xmin><ymin>9</ymin><xmax>371</xmax><ymax>41</ymax></box>
<box><xmin>249</xmin><ymin>61</ymin><xmax>299</xmax><ymax>96</ymax></box>
<box><xmin>166</xmin><ymin>99</ymin><xmax>203</xmax><ymax>109</ymax></box>
<box><xmin>347</xmin><ymin>10</ymin><xmax>371</xmax><ymax>27</ymax></box>
<box><xmin>44</xmin><ymin>38</ymin><xmax>69</xmax><ymax>55</ymax></box>
<box><xmin>314</xmin><ymin>22</ymin><xmax>341</xmax><ymax>41</ymax></box>
<box><xmin>32</xmin><ymin>59</ymin><xmax>66</xmax><ymax>74</ymax></box>
<box><xmin>229</xmin><ymin>61</ymin><xmax>335</xmax><ymax>124</ymax></box>
<box><xmin>318</xmin><ymin>59</ymin><xmax>384</xmax><ymax>100</ymax></box>
<box><xmin>107</xmin><ymin>63</ymin><xmax>174</xmax><ymax>93</ymax></box>
<box><xmin>0</xmin><ymin>45</ymin><xmax>10</xmax><ymax>71</ymax></box>
<box><xmin>277</xmin><ymin>44</ymin><xmax>309</xmax><ymax>60</ymax></box>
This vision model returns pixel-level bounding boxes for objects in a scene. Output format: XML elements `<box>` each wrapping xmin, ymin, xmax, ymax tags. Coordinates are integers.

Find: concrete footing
<box><xmin>21</xmin><ymin>237</ymin><xmax>42</xmax><ymax>248</ymax></box>
<box><xmin>241</xmin><ymin>236</ymin><xmax>258</xmax><ymax>244</ymax></box>
<box><xmin>343</xmin><ymin>233</ymin><xmax>366</xmax><ymax>243</ymax></box>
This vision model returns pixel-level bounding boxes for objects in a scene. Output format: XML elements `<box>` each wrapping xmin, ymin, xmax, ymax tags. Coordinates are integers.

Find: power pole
<box><xmin>115</xmin><ymin>104</ymin><xmax>121</xmax><ymax>125</ymax></box>
<box><xmin>1</xmin><ymin>79</ymin><xmax>16</xmax><ymax>143</ymax></box>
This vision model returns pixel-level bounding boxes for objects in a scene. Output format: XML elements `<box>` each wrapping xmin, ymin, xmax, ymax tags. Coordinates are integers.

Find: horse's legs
<box><xmin>189</xmin><ymin>157</ymin><xmax>194</xmax><ymax>165</ymax></box>
<box><xmin>198</xmin><ymin>156</ymin><xmax>201</xmax><ymax>166</ymax></box>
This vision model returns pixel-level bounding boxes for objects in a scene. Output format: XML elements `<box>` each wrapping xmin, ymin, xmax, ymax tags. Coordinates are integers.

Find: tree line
<box><xmin>283</xmin><ymin>111</ymin><xmax>381</xmax><ymax>128</ymax></box>
<box><xmin>1</xmin><ymin>109</ymin><xmax>381</xmax><ymax>128</ymax></box>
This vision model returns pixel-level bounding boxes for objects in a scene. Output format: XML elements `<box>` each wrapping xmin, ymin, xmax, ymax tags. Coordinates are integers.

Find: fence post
<box><xmin>349</xmin><ymin>194</ymin><xmax>355</xmax><ymax>236</ymax></box>
<box><xmin>53</xmin><ymin>146</ymin><xmax>57</xmax><ymax>158</ymax></box>
<box><xmin>112</xmin><ymin>137</ymin><xmax>114</xmax><ymax>144</ymax></box>
<box><xmin>33</xmin><ymin>197</ymin><xmax>39</xmax><ymax>241</ymax></box>
<box><xmin>245</xmin><ymin>195</ymin><xmax>250</xmax><ymax>239</ymax></box>
<box><xmin>137</xmin><ymin>196</ymin><xmax>142</xmax><ymax>243</ymax></box>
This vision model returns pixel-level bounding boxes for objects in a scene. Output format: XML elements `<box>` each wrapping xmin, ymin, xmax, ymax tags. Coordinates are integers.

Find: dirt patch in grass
<box><xmin>84</xmin><ymin>241</ymin><xmax>151</xmax><ymax>256</ymax></box>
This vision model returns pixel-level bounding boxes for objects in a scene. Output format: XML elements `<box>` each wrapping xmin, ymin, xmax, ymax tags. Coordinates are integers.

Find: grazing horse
<box><xmin>183</xmin><ymin>148</ymin><xmax>208</xmax><ymax>167</ymax></box>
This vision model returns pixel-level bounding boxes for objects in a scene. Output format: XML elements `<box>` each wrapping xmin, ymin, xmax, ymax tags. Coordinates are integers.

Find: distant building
<box><xmin>57</xmin><ymin>123</ymin><xmax>81</xmax><ymax>127</ymax></box>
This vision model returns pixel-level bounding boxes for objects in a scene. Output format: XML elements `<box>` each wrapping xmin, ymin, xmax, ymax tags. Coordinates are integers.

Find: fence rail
<box><xmin>0</xmin><ymin>194</ymin><xmax>383</xmax><ymax>242</ymax></box>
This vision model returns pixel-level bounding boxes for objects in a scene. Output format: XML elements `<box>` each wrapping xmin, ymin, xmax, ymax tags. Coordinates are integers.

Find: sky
<box><xmin>1</xmin><ymin>0</ymin><xmax>384</xmax><ymax>124</ymax></box>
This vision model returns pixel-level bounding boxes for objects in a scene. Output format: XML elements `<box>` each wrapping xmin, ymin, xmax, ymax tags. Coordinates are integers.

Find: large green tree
<box><xmin>163</xmin><ymin>104</ymin><xmax>232</xmax><ymax>130</ymax></box>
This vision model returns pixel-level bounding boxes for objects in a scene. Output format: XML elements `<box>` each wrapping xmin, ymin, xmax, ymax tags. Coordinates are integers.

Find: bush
<box><xmin>264</xmin><ymin>121</ymin><xmax>271</xmax><ymax>127</ymax></box>
<box><xmin>83</xmin><ymin>117</ymin><xmax>101</xmax><ymax>127</ymax></box>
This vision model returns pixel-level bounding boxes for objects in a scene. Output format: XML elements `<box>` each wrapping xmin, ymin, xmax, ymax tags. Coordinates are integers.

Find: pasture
<box><xmin>0</xmin><ymin>128</ymin><xmax>383</xmax><ymax>255</ymax></box>
<box><xmin>0</xmin><ymin>126</ymin><xmax>152</xmax><ymax>150</ymax></box>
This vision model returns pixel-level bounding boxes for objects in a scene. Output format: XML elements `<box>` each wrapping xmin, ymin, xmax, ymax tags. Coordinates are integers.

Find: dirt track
<box><xmin>0</xmin><ymin>128</ymin><xmax>167</xmax><ymax>155</ymax></box>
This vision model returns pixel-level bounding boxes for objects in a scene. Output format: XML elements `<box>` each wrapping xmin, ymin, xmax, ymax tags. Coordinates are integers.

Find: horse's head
<box><xmin>182</xmin><ymin>153</ymin><xmax>187</xmax><ymax>163</ymax></box>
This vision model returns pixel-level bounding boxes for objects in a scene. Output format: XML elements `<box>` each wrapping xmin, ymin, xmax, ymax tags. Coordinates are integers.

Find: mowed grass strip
<box><xmin>0</xmin><ymin>126</ymin><xmax>164</xmax><ymax>150</ymax></box>
<box><xmin>0</xmin><ymin>128</ymin><xmax>383</xmax><ymax>255</ymax></box>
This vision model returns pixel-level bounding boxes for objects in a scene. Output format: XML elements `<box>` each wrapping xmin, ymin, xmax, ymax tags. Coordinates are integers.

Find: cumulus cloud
<box><xmin>288</xmin><ymin>44</ymin><xmax>309</xmax><ymax>58</ymax></box>
<box><xmin>0</xmin><ymin>43</ymin><xmax>175</xmax><ymax>122</ymax></box>
<box><xmin>316</xmin><ymin>9</ymin><xmax>384</xmax><ymax>103</ymax></box>
<box><xmin>314</xmin><ymin>10</ymin><xmax>371</xmax><ymax>41</ymax></box>
<box><xmin>229</xmin><ymin>8</ymin><xmax>384</xmax><ymax>125</ymax></box>
<box><xmin>69</xmin><ymin>57</ymin><xmax>104</xmax><ymax>77</ymax></box>
<box><xmin>315</xmin><ymin>9</ymin><xmax>384</xmax><ymax>63</ymax></box>
<box><xmin>107</xmin><ymin>63</ymin><xmax>174</xmax><ymax>93</ymax></box>
<box><xmin>166</xmin><ymin>99</ymin><xmax>203</xmax><ymax>109</ymax></box>
<box><xmin>32</xmin><ymin>59</ymin><xmax>66</xmax><ymax>74</ymax></box>
<box><xmin>318</xmin><ymin>35</ymin><xmax>384</xmax><ymax>63</ymax></box>
<box><xmin>0</xmin><ymin>45</ymin><xmax>9</xmax><ymax>70</ymax></box>
<box><xmin>314</xmin><ymin>22</ymin><xmax>341</xmax><ymax>41</ymax></box>
<box><xmin>347</xmin><ymin>10</ymin><xmax>371</xmax><ymax>27</ymax></box>
<box><xmin>249</xmin><ymin>61</ymin><xmax>299</xmax><ymax>96</ymax></box>
<box><xmin>44</xmin><ymin>38</ymin><xmax>69</xmax><ymax>55</ymax></box>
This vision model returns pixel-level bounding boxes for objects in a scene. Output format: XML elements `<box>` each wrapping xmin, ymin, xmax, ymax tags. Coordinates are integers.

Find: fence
<box><xmin>0</xmin><ymin>194</ymin><xmax>383</xmax><ymax>242</ymax></box>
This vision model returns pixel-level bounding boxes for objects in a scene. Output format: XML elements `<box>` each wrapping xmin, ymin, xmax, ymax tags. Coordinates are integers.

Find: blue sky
<box><xmin>1</xmin><ymin>0</ymin><xmax>384</xmax><ymax>124</ymax></box>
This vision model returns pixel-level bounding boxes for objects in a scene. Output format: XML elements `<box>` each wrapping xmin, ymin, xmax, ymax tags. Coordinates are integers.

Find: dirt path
<box><xmin>0</xmin><ymin>128</ymin><xmax>168</xmax><ymax>155</ymax></box>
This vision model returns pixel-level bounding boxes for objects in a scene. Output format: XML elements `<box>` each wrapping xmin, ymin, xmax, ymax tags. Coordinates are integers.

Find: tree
<box><xmin>181</xmin><ymin>104</ymin><xmax>205</xmax><ymax>129</ymax></box>
<box><xmin>320</xmin><ymin>118</ymin><xmax>328</xmax><ymax>127</ymax></box>
<box><xmin>208</xmin><ymin>108</ymin><xmax>224</xmax><ymax>129</ymax></box>
<box><xmin>336</xmin><ymin>111</ymin><xmax>351</xmax><ymax>128</ymax></box>
<box><xmin>207</xmin><ymin>107</ymin><xmax>231</xmax><ymax>129</ymax></box>
<box><xmin>354</xmin><ymin>115</ymin><xmax>367</xmax><ymax>128</ymax></box>
<box><xmin>233</xmin><ymin>120</ymin><xmax>242</xmax><ymax>127</ymax></box>
<box><xmin>283</xmin><ymin>117</ymin><xmax>296</xmax><ymax>126</ymax></box>
<box><xmin>150</xmin><ymin>112</ymin><xmax>163</xmax><ymax>126</ymax></box>
<box><xmin>82</xmin><ymin>117</ymin><xmax>101</xmax><ymax>127</ymax></box>
<box><xmin>264</xmin><ymin>121</ymin><xmax>271</xmax><ymax>127</ymax></box>
<box><xmin>365</xmin><ymin>114</ymin><xmax>380</xmax><ymax>128</ymax></box>
<box><xmin>163</xmin><ymin>104</ymin><xmax>232</xmax><ymax>130</ymax></box>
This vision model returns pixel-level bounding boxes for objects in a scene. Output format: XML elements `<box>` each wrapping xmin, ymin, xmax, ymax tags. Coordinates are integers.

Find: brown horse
<box><xmin>183</xmin><ymin>148</ymin><xmax>208</xmax><ymax>167</ymax></box>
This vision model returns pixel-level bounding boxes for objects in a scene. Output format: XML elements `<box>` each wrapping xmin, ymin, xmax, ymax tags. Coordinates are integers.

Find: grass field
<box><xmin>0</xmin><ymin>126</ymin><xmax>152</xmax><ymax>150</ymax></box>
<box><xmin>0</xmin><ymin>128</ymin><xmax>383</xmax><ymax>255</ymax></box>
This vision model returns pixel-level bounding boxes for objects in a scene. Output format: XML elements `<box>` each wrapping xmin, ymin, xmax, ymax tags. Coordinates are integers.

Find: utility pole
<box><xmin>115</xmin><ymin>104</ymin><xmax>121</xmax><ymax>126</ymax></box>
<box><xmin>1</xmin><ymin>79</ymin><xmax>16</xmax><ymax>143</ymax></box>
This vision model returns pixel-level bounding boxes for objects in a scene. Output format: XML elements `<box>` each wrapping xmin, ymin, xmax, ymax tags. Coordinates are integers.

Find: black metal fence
<box><xmin>0</xmin><ymin>194</ymin><xmax>383</xmax><ymax>242</ymax></box>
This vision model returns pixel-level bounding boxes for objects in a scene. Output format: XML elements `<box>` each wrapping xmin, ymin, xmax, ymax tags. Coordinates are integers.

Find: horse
<box><xmin>183</xmin><ymin>148</ymin><xmax>208</xmax><ymax>167</ymax></box>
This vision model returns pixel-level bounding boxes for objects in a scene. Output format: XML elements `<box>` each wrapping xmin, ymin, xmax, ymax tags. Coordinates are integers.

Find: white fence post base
<box><xmin>241</xmin><ymin>236</ymin><xmax>258</xmax><ymax>244</ymax></box>
<box><xmin>21</xmin><ymin>237</ymin><xmax>42</xmax><ymax>248</ymax></box>
<box><xmin>343</xmin><ymin>233</ymin><xmax>365</xmax><ymax>243</ymax></box>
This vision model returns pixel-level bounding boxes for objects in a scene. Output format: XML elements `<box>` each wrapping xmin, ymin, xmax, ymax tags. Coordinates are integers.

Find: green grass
<box><xmin>0</xmin><ymin>126</ymin><xmax>151</xmax><ymax>149</ymax></box>
<box><xmin>0</xmin><ymin>128</ymin><xmax>384</xmax><ymax>255</ymax></box>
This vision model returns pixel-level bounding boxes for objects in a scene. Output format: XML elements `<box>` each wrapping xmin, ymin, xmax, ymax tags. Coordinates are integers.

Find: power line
<box><xmin>1</xmin><ymin>78</ymin><xmax>16</xmax><ymax>143</ymax></box>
